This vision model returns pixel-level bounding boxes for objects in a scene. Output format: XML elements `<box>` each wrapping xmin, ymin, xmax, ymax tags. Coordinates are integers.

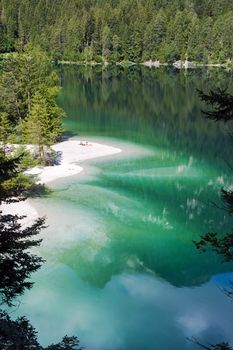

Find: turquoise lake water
<box><xmin>17</xmin><ymin>66</ymin><xmax>233</xmax><ymax>349</ymax></box>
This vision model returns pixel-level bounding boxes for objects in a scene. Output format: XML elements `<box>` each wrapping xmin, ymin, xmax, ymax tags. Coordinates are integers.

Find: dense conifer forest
<box><xmin>0</xmin><ymin>0</ymin><xmax>233</xmax><ymax>63</ymax></box>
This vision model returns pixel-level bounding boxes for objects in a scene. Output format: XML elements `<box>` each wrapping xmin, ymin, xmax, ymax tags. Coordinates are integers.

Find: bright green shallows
<box><xmin>17</xmin><ymin>66</ymin><xmax>233</xmax><ymax>350</ymax></box>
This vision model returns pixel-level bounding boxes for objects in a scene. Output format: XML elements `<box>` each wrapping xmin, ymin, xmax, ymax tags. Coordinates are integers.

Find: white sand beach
<box><xmin>1</xmin><ymin>139</ymin><xmax>122</xmax><ymax>223</ymax></box>
<box><xmin>25</xmin><ymin>140</ymin><xmax>121</xmax><ymax>184</ymax></box>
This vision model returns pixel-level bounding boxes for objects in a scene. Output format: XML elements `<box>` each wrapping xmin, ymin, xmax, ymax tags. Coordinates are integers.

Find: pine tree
<box><xmin>193</xmin><ymin>87</ymin><xmax>233</xmax><ymax>350</ymax></box>
<box><xmin>0</xmin><ymin>112</ymin><xmax>12</xmax><ymax>156</ymax></box>
<box><xmin>0</xmin><ymin>153</ymin><xmax>45</xmax><ymax>306</ymax></box>
<box><xmin>23</xmin><ymin>91</ymin><xmax>51</xmax><ymax>161</ymax></box>
<box><xmin>0</xmin><ymin>45</ymin><xmax>59</xmax><ymax>126</ymax></box>
<box><xmin>198</xmin><ymin>88</ymin><xmax>233</xmax><ymax>123</ymax></box>
<box><xmin>112</xmin><ymin>34</ymin><xmax>121</xmax><ymax>62</ymax></box>
<box><xmin>102</xmin><ymin>25</ymin><xmax>111</xmax><ymax>63</ymax></box>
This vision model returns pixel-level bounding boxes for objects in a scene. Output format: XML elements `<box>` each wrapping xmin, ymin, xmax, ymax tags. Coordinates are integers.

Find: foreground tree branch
<box><xmin>197</xmin><ymin>88</ymin><xmax>233</xmax><ymax>123</ymax></box>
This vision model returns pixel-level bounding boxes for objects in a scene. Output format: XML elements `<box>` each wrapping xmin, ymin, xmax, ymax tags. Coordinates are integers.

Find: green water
<box><xmin>18</xmin><ymin>66</ymin><xmax>233</xmax><ymax>349</ymax></box>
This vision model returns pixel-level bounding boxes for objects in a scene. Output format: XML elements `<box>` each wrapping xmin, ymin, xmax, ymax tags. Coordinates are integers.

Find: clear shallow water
<box><xmin>17</xmin><ymin>67</ymin><xmax>233</xmax><ymax>349</ymax></box>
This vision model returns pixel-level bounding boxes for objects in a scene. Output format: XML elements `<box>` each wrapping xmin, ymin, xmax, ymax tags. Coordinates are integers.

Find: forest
<box><xmin>0</xmin><ymin>0</ymin><xmax>233</xmax><ymax>64</ymax></box>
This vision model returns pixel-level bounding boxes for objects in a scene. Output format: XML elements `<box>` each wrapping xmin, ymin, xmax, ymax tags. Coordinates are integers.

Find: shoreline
<box><xmin>57</xmin><ymin>59</ymin><xmax>232</xmax><ymax>69</ymax></box>
<box><xmin>1</xmin><ymin>139</ymin><xmax>122</xmax><ymax>223</ymax></box>
<box><xmin>1</xmin><ymin>53</ymin><xmax>232</xmax><ymax>70</ymax></box>
<box><xmin>26</xmin><ymin>139</ymin><xmax>121</xmax><ymax>184</ymax></box>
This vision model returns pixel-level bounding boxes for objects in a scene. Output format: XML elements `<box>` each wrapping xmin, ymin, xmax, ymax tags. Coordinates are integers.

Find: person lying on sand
<box><xmin>79</xmin><ymin>141</ymin><xmax>93</xmax><ymax>146</ymax></box>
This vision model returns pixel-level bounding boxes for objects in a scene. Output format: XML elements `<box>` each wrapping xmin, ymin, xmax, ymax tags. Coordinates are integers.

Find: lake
<box><xmin>17</xmin><ymin>66</ymin><xmax>233</xmax><ymax>349</ymax></box>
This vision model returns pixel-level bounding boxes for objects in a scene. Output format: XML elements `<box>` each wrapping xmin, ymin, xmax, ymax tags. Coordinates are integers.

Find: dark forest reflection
<box><xmin>58</xmin><ymin>65</ymin><xmax>233</xmax><ymax>164</ymax></box>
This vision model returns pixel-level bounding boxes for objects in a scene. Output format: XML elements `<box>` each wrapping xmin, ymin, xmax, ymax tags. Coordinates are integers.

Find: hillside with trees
<box><xmin>0</xmin><ymin>0</ymin><xmax>233</xmax><ymax>64</ymax></box>
<box><xmin>0</xmin><ymin>45</ymin><xmax>64</xmax><ymax>162</ymax></box>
